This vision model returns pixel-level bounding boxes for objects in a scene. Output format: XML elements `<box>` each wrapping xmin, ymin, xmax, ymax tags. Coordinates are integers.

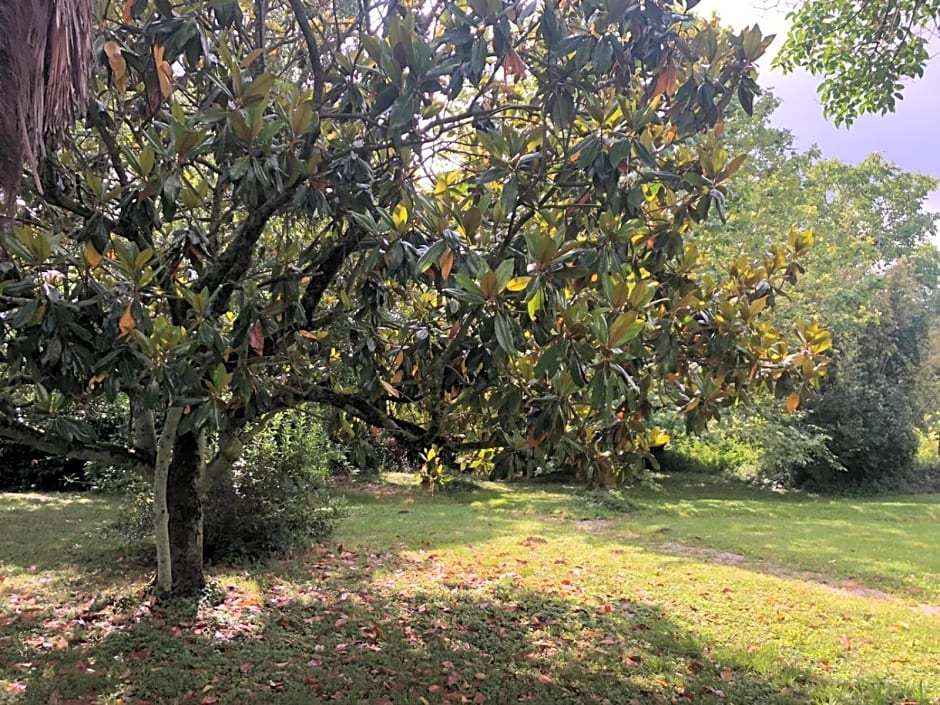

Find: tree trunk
<box><xmin>152</xmin><ymin>407</ymin><xmax>182</xmax><ymax>598</ymax></box>
<box><xmin>166</xmin><ymin>430</ymin><xmax>205</xmax><ymax>596</ymax></box>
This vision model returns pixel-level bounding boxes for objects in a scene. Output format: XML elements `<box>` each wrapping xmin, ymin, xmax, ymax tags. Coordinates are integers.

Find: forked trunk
<box><xmin>166</xmin><ymin>431</ymin><xmax>205</xmax><ymax>596</ymax></box>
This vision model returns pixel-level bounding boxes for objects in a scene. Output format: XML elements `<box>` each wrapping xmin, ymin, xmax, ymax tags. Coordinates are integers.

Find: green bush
<box><xmin>797</xmin><ymin>376</ymin><xmax>919</xmax><ymax>491</ymax></box>
<box><xmin>204</xmin><ymin>411</ymin><xmax>348</xmax><ymax>561</ymax></box>
<box><xmin>105</xmin><ymin>409</ymin><xmax>347</xmax><ymax>561</ymax></box>
<box><xmin>657</xmin><ymin>402</ymin><xmax>836</xmax><ymax>486</ymax></box>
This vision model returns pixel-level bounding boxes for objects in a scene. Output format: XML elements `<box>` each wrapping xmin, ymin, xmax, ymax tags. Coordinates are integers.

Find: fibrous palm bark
<box><xmin>0</xmin><ymin>0</ymin><xmax>92</xmax><ymax>211</ymax></box>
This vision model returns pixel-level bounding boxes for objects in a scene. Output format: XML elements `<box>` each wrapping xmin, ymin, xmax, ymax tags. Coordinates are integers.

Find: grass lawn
<box><xmin>0</xmin><ymin>475</ymin><xmax>938</xmax><ymax>704</ymax></box>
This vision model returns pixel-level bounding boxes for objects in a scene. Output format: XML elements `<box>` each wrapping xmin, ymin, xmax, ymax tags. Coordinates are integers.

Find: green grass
<box><xmin>1</xmin><ymin>476</ymin><xmax>938</xmax><ymax>705</ymax></box>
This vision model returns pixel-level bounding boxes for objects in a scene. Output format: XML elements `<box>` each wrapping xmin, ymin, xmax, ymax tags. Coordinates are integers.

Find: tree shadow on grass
<box><xmin>1</xmin><ymin>544</ymin><xmax>931</xmax><ymax>705</ymax></box>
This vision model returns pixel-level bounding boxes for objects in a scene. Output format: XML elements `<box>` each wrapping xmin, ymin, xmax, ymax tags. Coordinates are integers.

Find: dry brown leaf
<box><xmin>439</xmin><ymin>247</ymin><xmax>454</xmax><ymax>280</ymax></box>
<box><xmin>153</xmin><ymin>45</ymin><xmax>173</xmax><ymax>98</ymax></box>
<box><xmin>119</xmin><ymin>305</ymin><xmax>136</xmax><ymax>336</ymax></box>
<box><xmin>650</xmin><ymin>61</ymin><xmax>677</xmax><ymax>99</ymax></box>
<box><xmin>503</xmin><ymin>49</ymin><xmax>528</xmax><ymax>77</ymax></box>
<box><xmin>104</xmin><ymin>41</ymin><xmax>128</xmax><ymax>94</ymax></box>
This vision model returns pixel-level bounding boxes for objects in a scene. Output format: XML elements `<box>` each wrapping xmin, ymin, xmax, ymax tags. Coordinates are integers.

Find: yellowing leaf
<box><xmin>506</xmin><ymin>276</ymin><xmax>531</xmax><ymax>292</ymax></box>
<box><xmin>748</xmin><ymin>296</ymin><xmax>767</xmax><ymax>318</ymax></box>
<box><xmin>85</xmin><ymin>240</ymin><xmax>102</xmax><ymax>267</ymax></box>
<box><xmin>392</xmin><ymin>203</ymin><xmax>409</xmax><ymax>229</ymax></box>
<box><xmin>462</xmin><ymin>206</ymin><xmax>482</xmax><ymax>234</ymax></box>
<box><xmin>786</xmin><ymin>392</ymin><xmax>800</xmax><ymax>414</ymax></box>
<box><xmin>119</xmin><ymin>305</ymin><xmax>136</xmax><ymax>336</ymax></box>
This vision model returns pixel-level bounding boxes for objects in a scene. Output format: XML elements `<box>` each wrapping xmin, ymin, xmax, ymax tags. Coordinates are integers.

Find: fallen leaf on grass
<box><xmin>239</xmin><ymin>662</ymin><xmax>253</xmax><ymax>673</ymax></box>
<box><xmin>4</xmin><ymin>681</ymin><xmax>26</xmax><ymax>695</ymax></box>
<box><xmin>305</xmin><ymin>677</ymin><xmax>323</xmax><ymax>692</ymax></box>
<box><xmin>623</xmin><ymin>655</ymin><xmax>643</xmax><ymax>666</ymax></box>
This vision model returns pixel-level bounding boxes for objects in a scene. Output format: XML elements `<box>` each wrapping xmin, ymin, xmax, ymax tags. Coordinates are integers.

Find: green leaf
<box><xmin>494</xmin><ymin>259</ymin><xmax>515</xmax><ymax>294</ymax></box>
<box><xmin>527</xmin><ymin>286</ymin><xmax>544</xmax><ymax>320</ymax></box>
<box><xmin>416</xmin><ymin>240</ymin><xmax>447</xmax><ymax>274</ymax></box>
<box><xmin>500</xmin><ymin>177</ymin><xmax>519</xmax><ymax>214</ymax></box>
<box><xmin>388</xmin><ymin>94</ymin><xmax>415</xmax><ymax>131</ymax></box>
<box><xmin>608</xmin><ymin>312</ymin><xmax>645</xmax><ymax>348</ymax></box>
<box><xmin>493</xmin><ymin>314</ymin><xmax>515</xmax><ymax>354</ymax></box>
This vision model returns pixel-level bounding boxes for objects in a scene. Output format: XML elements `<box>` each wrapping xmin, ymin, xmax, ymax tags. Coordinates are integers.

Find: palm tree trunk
<box><xmin>0</xmin><ymin>0</ymin><xmax>92</xmax><ymax>209</ymax></box>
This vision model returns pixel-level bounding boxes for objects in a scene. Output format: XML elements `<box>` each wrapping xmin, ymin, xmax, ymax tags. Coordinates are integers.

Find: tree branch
<box><xmin>0</xmin><ymin>419</ymin><xmax>153</xmax><ymax>471</ymax></box>
<box><xmin>300</xmin><ymin>226</ymin><xmax>366</xmax><ymax>319</ymax></box>
<box><xmin>200</xmin><ymin>184</ymin><xmax>298</xmax><ymax>317</ymax></box>
<box><xmin>291</xmin><ymin>384</ymin><xmax>426</xmax><ymax>441</ymax></box>
<box><xmin>289</xmin><ymin>0</ymin><xmax>325</xmax><ymax>104</ymax></box>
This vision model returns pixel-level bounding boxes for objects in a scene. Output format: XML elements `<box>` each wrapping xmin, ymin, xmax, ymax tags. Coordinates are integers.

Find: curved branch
<box><xmin>289</xmin><ymin>0</ymin><xmax>325</xmax><ymax>104</ymax></box>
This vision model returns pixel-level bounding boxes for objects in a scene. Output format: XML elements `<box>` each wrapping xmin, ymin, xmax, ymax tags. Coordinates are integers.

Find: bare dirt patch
<box><xmin>655</xmin><ymin>541</ymin><xmax>938</xmax><ymax>610</ymax></box>
<box><xmin>573</xmin><ymin>519</ymin><xmax>617</xmax><ymax>533</ymax></box>
<box><xmin>660</xmin><ymin>541</ymin><xmax>746</xmax><ymax>566</ymax></box>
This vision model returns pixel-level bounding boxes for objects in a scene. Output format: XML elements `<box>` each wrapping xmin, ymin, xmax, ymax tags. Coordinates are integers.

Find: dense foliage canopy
<box><xmin>672</xmin><ymin>95</ymin><xmax>940</xmax><ymax>487</ymax></box>
<box><xmin>0</xmin><ymin>0</ymin><xmax>828</xmax><ymax>594</ymax></box>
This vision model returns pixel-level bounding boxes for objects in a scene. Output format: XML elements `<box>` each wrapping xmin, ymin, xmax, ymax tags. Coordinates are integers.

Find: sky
<box><xmin>695</xmin><ymin>0</ymin><xmax>940</xmax><ymax>212</ymax></box>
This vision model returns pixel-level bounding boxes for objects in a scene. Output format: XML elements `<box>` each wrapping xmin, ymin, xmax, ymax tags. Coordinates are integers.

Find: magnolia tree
<box><xmin>0</xmin><ymin>0</ymin><xmax>828</xmax><ymax>597</ymax></box>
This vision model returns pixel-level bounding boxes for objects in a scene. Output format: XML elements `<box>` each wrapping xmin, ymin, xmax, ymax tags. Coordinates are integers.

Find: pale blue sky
<box><xmin>696</xmin><ymin>0</ymin><xmax>940</xmax><ymax>211</ymax></box>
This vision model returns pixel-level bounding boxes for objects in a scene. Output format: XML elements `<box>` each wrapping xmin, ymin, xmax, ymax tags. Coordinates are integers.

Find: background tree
<box><xmin>669</xmin><ymin>94</ymin><xmax>940</xmax><ymax>488</ymax></box>
<box><xmin>0</xmin><ymin>0</ymin><xmax>826</xmax><ymax>597</ymax></box>
<box><xmin>775</xmin><ymin>0</ymin><xmax>940</xmax><ymax>125</ymax></box>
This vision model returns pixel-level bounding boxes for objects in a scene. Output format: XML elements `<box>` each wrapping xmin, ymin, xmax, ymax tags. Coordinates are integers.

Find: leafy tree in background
<box><xmin>776</xmin><ymin>0</ymin><xmax>940</xmax><ymax>125</ymax></box>
<box><xmin>0</xmin><ymin>0</ymin><xmax>827</xmax><ymax>597</ymax></box>
<box><xmin>686</xmin><ymin>94</ymin><xmax>940</xmax><ymax>487</ymax></box>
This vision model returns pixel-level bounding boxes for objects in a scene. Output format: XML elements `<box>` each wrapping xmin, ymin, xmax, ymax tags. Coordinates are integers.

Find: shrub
<box><xmin>657</xmin><ymin>401</ymin><xmax>838</xmax><ymax>487</ymax></box>
<box><xmin>105</xmin><ymin>409</ymin><xmax>347</xmax><ymax>561</ymax></box>
<box><xmin>204</xmin><ymin>411</ymin><xmax>348</xmax><ymax>561</ymax></box>
<box><xmin>796</xmin><ymin>376</ymin><xmax>919</xmax><ymax>491</ymax></box>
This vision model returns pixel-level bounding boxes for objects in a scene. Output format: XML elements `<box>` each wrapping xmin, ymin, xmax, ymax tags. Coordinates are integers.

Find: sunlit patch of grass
<box><xmin>1</xmin><ymin>479</ymin><xmax>939</xmax><ymax>704</ymax></box>
<box><xmin>617</xmin><ymin>474</ymin><xmax>940</xmax><ymax>601</ymax></box>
